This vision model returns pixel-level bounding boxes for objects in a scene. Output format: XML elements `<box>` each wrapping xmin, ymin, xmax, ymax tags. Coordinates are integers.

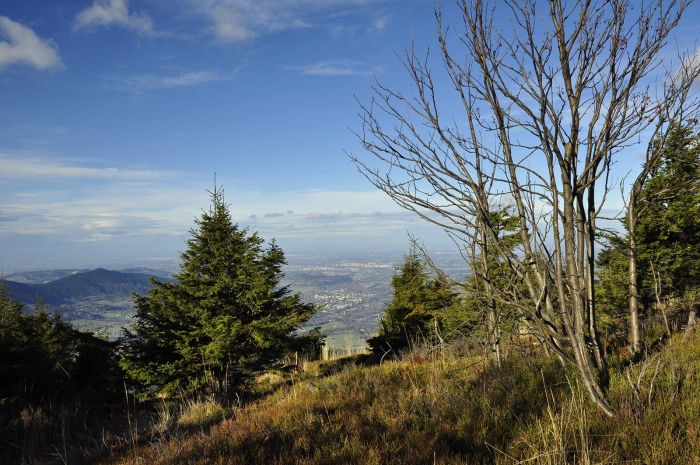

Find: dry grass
<box><xmin>103</xmin><ymin>342</ymin><xmax>570</xmax><ymax>464</ymax></box>
<box><xmin>8</xmin><ymin>334</ymin><xmax>699</xmax><ymax>465</ymax></box>
<box><xmin>0</xmin><ymin>400</ymin><xmax>133</xmax><ymax>465</ymax></box>
<box><xmin>104</xmin><ymin>333</ymin><xmax>700</xmax><ymax>465</ymax></box>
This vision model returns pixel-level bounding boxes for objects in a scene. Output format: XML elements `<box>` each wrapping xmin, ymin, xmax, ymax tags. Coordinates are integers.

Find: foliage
<box><xmin>120</xmin><ymin>186</ymin><xmax>320</xmax><ymax>396</ymax></box>
<box><xmin>596</xmin><ymin>233</ymin><xmax>633</xmax><ymax>348</ymax></box>
<box><xmin>291</xmin><ymin>325</ymin><xmax>327</xmax><ymax>360</ymax></box>
<box><xmin>367</xmin><ymin>247</ymin><xmax>459</xmax><ymax>354</ymax></box>
<box><xmin>0</xmin><ymin>281</ymin><xmax>119</xmax><ymax>404</ymax></box>
<box><xmin>0</xmin><ymin>282</ymin><xmax>122</xmax><ymax>463</ymax></box>
<box><xmin>636</xmin><ymin>122</ymin><xmax>700</xmax><ymax>304</ymax></box>
<box><xmin>598</xmin><ymin>123</ymin><xmax>700</xmax><ymax>347</ymax></box>
<box><xmin>348</xmin><ymin>0</ymin><xmax>700</xmax><ymax>415</ymax></box>
<box><xmin>450</xmin><ymin>209</ymin><xmax>528</xmax><ymax>345</ymax></box>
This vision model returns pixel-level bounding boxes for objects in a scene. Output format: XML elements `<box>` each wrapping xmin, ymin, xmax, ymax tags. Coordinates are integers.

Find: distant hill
<box><xmin>5</xmin><ymin>269</ymin><xmax>91</xmax><ymax>284</ymax></box>
<box><xmin>5</xmin><ymin>267</ymin><xmax>174</xmax><ymax>284</ymax></box>
<box><xmin>3</xmin><ymin>268</ymin><xmax>171</xmax><ymax>307</ymax></box>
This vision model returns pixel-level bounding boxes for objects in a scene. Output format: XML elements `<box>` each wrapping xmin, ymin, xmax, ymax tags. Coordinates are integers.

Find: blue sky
<box><xmin>0</xmin><ymin>0</ymin><xmax>458</xmax><ymax>272</ymax></box>
<box><xmin>1</xmin><ymin>0</ymin><xmax>699</xmax><ymax>273</ymax></box>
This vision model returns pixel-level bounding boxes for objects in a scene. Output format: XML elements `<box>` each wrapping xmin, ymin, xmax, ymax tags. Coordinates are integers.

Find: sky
<box><xmin>1</xmin><ymin>0</ymin><xmax>699</xmax><ymax>273</ymax></box>
<box><xmin>0</xmin><ymin>0</ymin><xmax>454</xmax><ymax>272</ymax></box>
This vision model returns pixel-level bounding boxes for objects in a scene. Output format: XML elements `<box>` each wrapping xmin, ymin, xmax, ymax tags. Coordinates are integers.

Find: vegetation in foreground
<box><xmin>87</xmin><ymin>331</ymin><xmax>698</xmax><ymax>465</ymax></box>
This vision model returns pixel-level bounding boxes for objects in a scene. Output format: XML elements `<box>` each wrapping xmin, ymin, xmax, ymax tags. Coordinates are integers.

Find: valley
<box><xmin>3</xmin><ymin>252</ymin><xmax>468</xmax><ymax>345</ymax></box>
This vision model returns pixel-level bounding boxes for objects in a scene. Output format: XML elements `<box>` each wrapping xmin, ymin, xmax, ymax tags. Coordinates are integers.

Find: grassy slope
<box><xmin>105</xmin><ymin>335</ymin><xmax>700</xmax><ymax>465</ymax></box>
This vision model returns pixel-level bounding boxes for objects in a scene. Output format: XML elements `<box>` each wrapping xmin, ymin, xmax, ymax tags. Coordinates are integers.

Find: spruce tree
<box><xmin>368</xmin><ymin>248</ymin><xmax>458</xmax><ymax>354</ymax></box>
<box><xmin>635</xmin><ymin>124</ymin><xmax>700</xmax><ymax>304</ymax></box>
<box><xmin>120</xmin><ymin>186</ymin><xmax>319</xmax><ymax>395</ymax></box>
<box><xmin>446</xmin><ymin>209</ymin><xmax>527</xmax><ymax>354</ymax></box>
<box><xmin>597</xmin><ymin>123</ymin><xmax>700</xmax><ymax>348</ymax></box>
<box><xmin>0</xmin><ymin>283</ymin><xmax>117</xmax><ymax>401</ymax></box>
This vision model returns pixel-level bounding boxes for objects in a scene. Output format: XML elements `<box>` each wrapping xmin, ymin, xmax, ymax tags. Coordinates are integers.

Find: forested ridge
<box><xmin>2</xmin><ymin>268</ymin><xmax>171</xmax><ymax>306</ymax></box>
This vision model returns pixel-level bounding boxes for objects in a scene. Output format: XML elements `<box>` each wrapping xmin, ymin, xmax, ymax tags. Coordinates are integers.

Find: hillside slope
<box><xmin>104</xmin><ymin>334</ymin><xmax>700</xmax><ymax>465</ymax></box>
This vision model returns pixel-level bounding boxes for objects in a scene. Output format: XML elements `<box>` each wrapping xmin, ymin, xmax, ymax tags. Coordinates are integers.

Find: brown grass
<box><xmin>108</xmin><ymin>334</ymin><xmax>700</xmax><ymax>465</ymax></box>
<box><xmin>8</xmin><ymin>334</ymin><xmax>700</xmax><ymax>465</ymax></box>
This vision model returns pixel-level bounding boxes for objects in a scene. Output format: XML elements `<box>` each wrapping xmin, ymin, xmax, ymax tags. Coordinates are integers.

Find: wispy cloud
<box><xmin>291</xmin><ymin>60</ymin><xmax>381</xmax><ymax>76</ymax></box>
<box><xmin>0</xmin><ymin>16</ymin><xmax>63</xmax><ymax>71</ymax></box>
<box><xmin>0</xmin><ymin>125</ymin><xmax>71</xmax><ymax>150</ymax></box>
<box><xmin>0</xmin><ymin>153</ymin><xmax>176</xmax><ymax>180</ymax></box>
<box><xmin>74</xmin><ymin>0</ymin><xmax>154</xmax><ymax>36</ymax></box>
<box><xmin>0</xmin><ymin>213</ymin><xmax>20</xmax><ymax>222</ymax></box>
<box><xmin>186</xmin><ymin>0</ymin><xmax>380</xmax><ymax>43</ymax></box>
<box><xmin>306</xmin><ymin>212</ymin><xmax>342</xmax><ymax>219</ymax></box>
<box><xmin>370</xmin><ymin>15</ymin><xmax>389</xmax><ymax>32</ymax></box>
<box><xmin>208</xmin><ymin>3</ymin><xmax>308</xmax><ymax>42</ymax></box>
<box><xmin>109</xmin><ymin>69</ymin><xmax>234</xmax><ymax>93</ymax></box>
<box><xmin>679</xmin><ymin>50</ymin><xmax>700</xmax><ymax>91</ymax></box>
<box><xmin>0</xmin><ymin>154</ymin><xmax>449</xmax><ymax>270</ymax></box>
<box><xmin>228</xmin><ymin>189</ymin><xmax>399</xmax><ymax>219</ymax></box>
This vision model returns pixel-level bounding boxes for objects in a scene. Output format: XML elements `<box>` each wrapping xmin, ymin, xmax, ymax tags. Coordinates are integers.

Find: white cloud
<box><xmin>190</xmin><ymin>0</ymin><xmax>379</xmax><ymax>43</ymax></box>
<box><xmin>0</xmin><ymin>155</ymin><xmax>452</xmax><ymax>269</ymax></box>
<box><xmin>291</xmin><ymin>60</ymin><xmax>381</xmax><ymax>76</ymax></box>
<box><xmin>228</xmin><ymin>189</ymin><xmax>400</xmax><ymax>218</ymax></box>
<box><xmin>74</xmin><ymin>0</ymin><xmax>154</xmax><ymax>36</ymax></box>
<box><xmin>210</xmin><ymin>5</ymin><xmax>258</xmax><ymax>42</ymax></box>
<box><xmin>679</xmin><ymin>50</ymin><xmax>700</xmax><ymax>90</ymax></box>
<box><xmin>0</xmin><ymin>16</ymin><xmax>63</xmax><ymax>71</ymax></box>
<box><xmin>207</xmin><ymin>1</ymin><xmax>316</xmax><ymax>42</ymax></box>
<box><xmin>306</xmin><ymin>212</ymin><xmax>342</xmax><ymax>220</ymax></box>
<box><xmin>0</xmin><ymin>153</ymin><xmax>175</xmax><ymax>180</ymax></box>
<box><xmin>112</xmin><ymin>70</ymin><xmax>233</xmax><ymax>93</ymax></box>
<box><xmin>371</xmin><ymin>15</ymin><xmax>389</xmax><ymax>32</ymax></box>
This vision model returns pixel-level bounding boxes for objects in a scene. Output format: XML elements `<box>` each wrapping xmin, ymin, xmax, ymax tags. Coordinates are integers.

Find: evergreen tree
<box><xmin>120</xmin><ymin>186</ymin><xmax>319</xmax><ymax>395</ymax></box>
<box><xmin>597</xmin><ymin>122</ymin><xmax>700</xmax><ymax>348</ymax></box>
<box><xmin>368</xmin><ymin>247</ymin><xmax>458</xmax><ymax>354</ymax></box>
<box><xmin>635</xmin><ymin>123</ymin><xmax>700</xmax><ymax>305</ymax></box>
<box><xmin>0</xmin><ymin>283</ymin><xmax>118</xmax><ymax>402</ymax></box>
<box><xmin>596</xmin><ymin>233</ymin><xmax>632</xmax><ymax>349</ymax></box>
<box><xmin>445</xmin><ymin>208</ymin><xmax>530</xmax><ymax>358</ymax></box>
<box><xmin>0</xmin><ymin>280</ymin><xmax>23</xmax><ymax>341</ymax></box>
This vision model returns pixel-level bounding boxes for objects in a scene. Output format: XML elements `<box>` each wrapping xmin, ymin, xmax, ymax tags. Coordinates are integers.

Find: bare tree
<box><xmin>350</xmin><ymin>0</ymin><xmax>699</xmax><ymax>416</ymax></box>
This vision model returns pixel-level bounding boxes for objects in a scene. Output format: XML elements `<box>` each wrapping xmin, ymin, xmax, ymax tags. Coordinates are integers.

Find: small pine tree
<box><xmin>120</xmin><ymin>185</ymin><xmax>320</xmax><ymax>395</ymax></box>
<box><xmin>452</xmin><ymin>209</ymin><xmax>528</xmax><ymax>347</ymax></box>
<box><xmin>368</xmin><ymin>247</ymin><xmax>458</xmax><ymax>354</ymax></box>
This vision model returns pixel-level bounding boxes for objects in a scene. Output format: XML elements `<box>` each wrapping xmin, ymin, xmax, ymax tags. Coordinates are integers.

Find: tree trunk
<box><xmin>628</xmin><ymin>212</ymin><xmax>642</xmax><ymax>354</ymax></box>
<box><xmin>487</xmin><ymin>306</ymin><xmax>501</xmax><ymax>367</ymax></box>
<box><xmin>682</xmin><ymin>310</ymin><xmax>697</xmax><ymax>342</ymax></box>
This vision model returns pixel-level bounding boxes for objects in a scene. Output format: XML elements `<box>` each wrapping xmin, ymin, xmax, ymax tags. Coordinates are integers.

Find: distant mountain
<box><xmin>5</xmin><ymin>269</ymin><xmax>92</xmax><ymax>284</ymax></box>
<box><xmin>3</xmin><ymin>268</ymin><xmax>171</xmax><ymax>307</ymax></box>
